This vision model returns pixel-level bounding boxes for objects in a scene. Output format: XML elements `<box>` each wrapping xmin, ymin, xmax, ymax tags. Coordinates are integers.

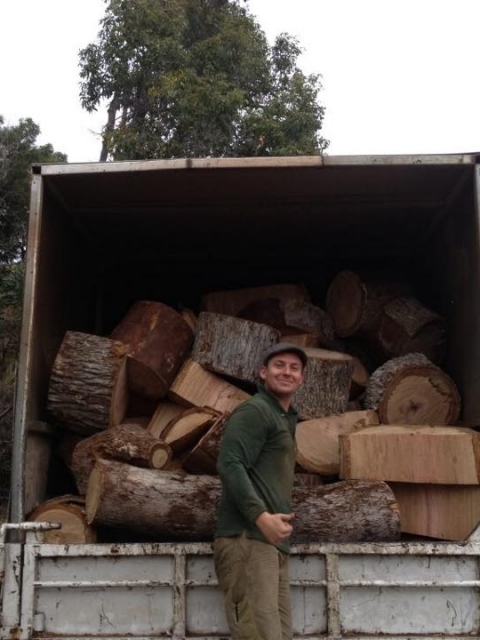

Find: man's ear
<box><xmin>259</xmin><ymin>365</ymin><xmax>267</xmax><ymax>381</ymax></box>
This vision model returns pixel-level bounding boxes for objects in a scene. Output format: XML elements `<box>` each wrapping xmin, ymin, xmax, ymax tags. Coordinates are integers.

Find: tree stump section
<box><xmin>169</xmin><ymin>359</ymin><xmax>250</xmax><ymax>413</ymax></box>
<box><xmin>326</xmin><ymin>270</ymin><xmax>410</xmax><ymax>337</ymax></box>
<box><xmin>192</xmin><ymin>312</ymin><xmax>280</xmax><ymax>384</ymax></box>
<box><xmin>111</xmin><ymin>301</ymin><xmax>194</xmax><ymax>399</ymax></box>
<box><xmin>340</xmin><ymin>425</ymin><xmax>480</xmax><ymax>484</ymax></box>
<box><xmin>47</xmin><ymin>331</ymin><xmax>129</xmax><ymax>434</ymax></box>
<box><xmin>182</xmin><ymin>415</ymin><xmax>227</xmax><ymax>474</ymax></box>
<box><xmin>294</xmin><ymin>348</ymin><xmax>354</xmax><ymax>419</ymax></box>
<box><xmin>71</xmin><ymin>423</ymin><xmax>172</xmax><ymax>494</ymax></box>
<box><xmin>201</xmin><ymin>283</ymin><xmax>310</xmax><ymax>317</ymax></box>
<box><xmin>389</xmin><ymin>483</ymin><xmax>480</xmax><ymax>541</ymax></box>
<box><xmin>364</xmin><ymin>353</ymin><xmax>461</xmax><ymax>425</ymax></box>
<box><xmin>160</xmin><ymin>407</ymin><xmax>220</xmax><ymax>454</ymax></box>
<box><xmin>86</xmin><ymin>460</ymin><xmax>222</xmax><ymax>540</ymax></box>
<box><xmin>147</xmin><ymin>400</ymin><xmax>185</xmax><ymax>439</ymax></box>
<box><xmin>296</xmin><ymin>410</ymin><xmax>379</xmax><ymax>476</ymax></box>
<box><xmin>368</xmin><ymin>296</ymin><xmax>447</xmax><ymax>364</ymax></box>
<box><xmin>292</xmin><ymin>480</ymin><xmax>400</xmax><ymax>543</ymax></box>
<box><xmin>86</xmin><ymin>460</ymin><xmax>399</xmax><ymax>542</ymax></box>
<box><xmin>28</xmin><ymin>495</ymin><xmax>96</xmax><ymax>544</ymax></box>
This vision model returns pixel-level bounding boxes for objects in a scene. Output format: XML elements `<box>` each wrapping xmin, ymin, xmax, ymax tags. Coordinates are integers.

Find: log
<box><xmin>363</xmin><ymin>353</ymin><xmax>461</xmax><ymax>425</ymax></box>
<box><xmin>169</xmin><ymin>359</ymin><xmax>250</xmax><ymax>413</ymax></box>
<box><xmin>86</xmin><ymin>460</ymin><xmax>399</xmax><ymax>542</ymax></box>
<box><xmin>340</xmin><ymin>425</ymin><xmax>480</xmax><ymax>484</ymax></box>
<box><xmin>367</xmin><ymin>296</ymin><xmax>447</xmax><ymax>364</ymax></box>
<box><xmin>202</xmin><ymin>283</ymin><xmax>310</xmax><ymax>317</ymax></box>
<box><xmin>296</xmin><ymin>410</ymin><xmax>379</xmax><ymax>476</ymax></box>
<box><xmin>281</xmin><ymin>299</ymin><xmax>336</xmax><ymax>348</ymax></box>
<box><xmin>280</xmin><ymin>331</ymin><xmax>319</xmax><ymax>348</ymax></box>
<box><xmin>86</xmin><ymin>460</ymin><xmax>221</xmax><ymax>540</ymax></box>
<box><xmin>28</xmin><ymin>495</ymin><xmax>96</xmax><ymax>544</ymax></box>
<box><xmin>292</xmin><ymin>480</ymin><xmax>400</xmax><ymax>543</ymax></box>
<box><xmin>294</xmin><ymin>348</ymin><xmax>354</xmax><ymax>419</ymax></box>
<box><xmin>147</xmin><ymin>400</ymin><xmax>184</xmax><ymax>439</ymax></box>
<box><xmin>47</xmin><ymin>331</ymin><xmax>128</xmax><ymax>434</ymax></box>
<box><xmin>111</xmin><ymin>301</ymin><xmax>194</xmax><ymax>399</ymax></box>
<box><xmin>236</xmin><ymin>297</ymin><xmax>285</xmax><ymax>327</ymax></box>
<box><xmin>181</xmin><ymin>308</ymin><xmax>198</xmax><ymax>333</ymax></box>
<box><xmin>389</xmin><ymin>482</ymin><xmax>480</xmax><ymax>541</ymax></box>
<box><xmin>160</xmin><ymin>407</ymin><xmax>220</xmax><ymax>454</ymax></box>
<box><xmin>293</xmin><ymin>473</ymin><xmax>323</xmax><ymax>488</ymax></box>
<box><xmin>192</xmin><ymin>312</ymin><xmax>280</xmax><ymax>384</ymax></box>
<box><xmin>182</xmin><ymin>415</ymin><xmax>227</xmax><ymax>474</ymax></box>
<box><xmin>350</xmin><ymin>355</ymin><xmax>370</xmax><ymax>399</ymax></box>
<box><xmin>326</xmin><ymin>270</ymin><xmax>410</xmax><ymax>337</ymax></box>
<box><xmin>71</xmin><ymin>423</ymin><xmax>172</xmax><ymax>494</ymax></box>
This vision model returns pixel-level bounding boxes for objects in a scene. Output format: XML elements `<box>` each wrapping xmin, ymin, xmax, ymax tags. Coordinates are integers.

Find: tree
<box><xmin>79</xmin><ymin>0</ymin><xmax>328</xmax><ymax>160</ymax></box>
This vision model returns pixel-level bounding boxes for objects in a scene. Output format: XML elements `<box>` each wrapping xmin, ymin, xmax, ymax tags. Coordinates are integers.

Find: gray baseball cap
<box><xmin>262</xmin><ymin>342</ymin><xmax>308</xmax><ymax>367</ymax></box>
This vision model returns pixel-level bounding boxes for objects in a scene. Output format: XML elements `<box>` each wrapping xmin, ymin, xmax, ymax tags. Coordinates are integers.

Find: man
<box><xmin>214</xmin><ymin>342</ymin><xmax>307</xmax><ymax>640</ymax></box>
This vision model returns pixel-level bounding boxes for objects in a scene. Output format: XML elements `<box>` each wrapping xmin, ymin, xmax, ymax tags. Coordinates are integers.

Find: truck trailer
<box><xmin>1</xmin><ymin>154</ymin><xmax>480</xmax><ymax>639</ymax></box>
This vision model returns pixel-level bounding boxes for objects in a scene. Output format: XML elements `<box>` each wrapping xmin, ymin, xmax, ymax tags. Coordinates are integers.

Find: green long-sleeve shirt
<box><xmin>215</xmin><ymin>385</ymin><xmax>298</xmax><ymax>553</ymax></box>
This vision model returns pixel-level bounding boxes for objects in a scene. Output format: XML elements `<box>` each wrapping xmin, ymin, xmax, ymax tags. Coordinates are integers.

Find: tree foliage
<box><xmin>79</xmin><ymin>0</ymin><xmax>328</xmax><ymax>160</ymax></box>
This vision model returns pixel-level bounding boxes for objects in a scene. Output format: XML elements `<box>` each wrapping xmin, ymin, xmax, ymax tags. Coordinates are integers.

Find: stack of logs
<box><xmin>30</xmin><ymin>271</ymin><xmax>473</xmax><ymax>544</ymax></box>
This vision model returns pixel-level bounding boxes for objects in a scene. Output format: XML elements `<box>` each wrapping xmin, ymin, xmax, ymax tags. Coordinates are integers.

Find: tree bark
<box><xmin>28</xmin><ymin>495</ymin><xmax>96</xmax><ymax>544</ymax></box>
<box><xmin>111</xmin><ymin>301</ymin><xmax>194</xmax><ymax>399</ymax></box>
<box><xmin>294</xmin><ymin>348</ymin><xmax>354</xmax><ymax>419</ymax></box>
<box><xmin>296</xmin><ymin>410</ymin><xmax>379</xmax><ymax>476</ymax></box>
<box><xmin>192</xmin><ymin>312</ymin><xmax>280</xmax><ymax>384</ymax></box>
<box><xmin>71</xmin><ymin>423</ymin><xmax>172</xmax><ymax>494</ymax></box>
<box><xmin>47</xmin><ymin>331</ymin><xmax>129</xmax><ymax>434</ymax></box>
<box><xmin>364</xmin><ymin>353</ymin><xmax>461</xmax><ymax>425</ymax></box>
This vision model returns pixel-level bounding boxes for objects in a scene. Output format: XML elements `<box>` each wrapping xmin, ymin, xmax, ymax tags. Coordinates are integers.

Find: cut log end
<box><xmin>150</xmin><ymin>443</ymin><xmax>173</xmax><ymax>469</ymax></box>
<box><xmin>326</xmin><ymin>271</ymin><xmax>365</xmax><ymax>337</ymax></box>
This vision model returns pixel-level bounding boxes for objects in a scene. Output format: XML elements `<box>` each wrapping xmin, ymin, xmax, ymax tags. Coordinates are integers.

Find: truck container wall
<box><xmin>2</xmin><ymin>155</ymin><xmax>480</xmax><ymax>639</ymax></box>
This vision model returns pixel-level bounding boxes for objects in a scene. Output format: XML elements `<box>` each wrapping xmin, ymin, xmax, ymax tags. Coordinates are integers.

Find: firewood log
<box><xmin>201</xmin><ymin>283</ymin><xmax>310</xmax><ymax>317</ymax></box>
<box><xmin>111</xmin><ymin>301</ymin><xmax>194</xmax><ymax>399</ymax></box>
<box><xmin>28</xmin><ymin>495</ymin><xmax>96</xmax><ymax>544</ymax></box>
<box><xmin>280</xmin><ymin>331</ymin><xmax>319</xmax><ymax>348</ymax></box>
<box><xmin>160</xmin><ymin>407</ymin><xmax>220</xmax><ymax>454</ymax></box>
<box><xmin>340</xmin><ymin>425</ymin><xmax>480</xmax><ymax>484</ymax></box>
<box><xmin>71</xmin><ymin>423</ymin><xmax>172</xmax><ymax>494</ymax></box>
<box><xmin>326</xmin><ymin>270</ymin><xmax>410</xmax><ymax>337</ymax></box>
<box><xmin>182</xmin><ymin>415</ymin><xmax>227</xmax><ymax>474</ymax></box>
<box><xmin>86</xmin><ymin>460</ymin><xmax>400</xmax><ymax>542</ymax></box>
<box><xmin>296</xmin><ymin>410</ymin><xmax>379</xmax><ymax>476</ymax></box>
<box><xmin>147</xmin><ymin>400</ymin><xmax>184</xmax><ymax>439</ymax></box>
<box><xmin>363</xmin><ymin>353</ymin><xmax>460</xmax><ymax>425</ymax></box>
<box><xmin>294</xmin><ymin>348</ymin><xmax>354</xmax><ymax>419</ymax></box>
<box><xmin>47</xmin><ymin>331</ymin><xmax>128</xmax><ymax>434</ymax></box>
<box><xmin>192</xmin><ymin>312</ymin><xmax>280</xmax><ymax>384</ymax></box>
<box><xmin>169</xmin><ymin>359</ymin><xmax>250</xmax><ymax>413</ymax></box>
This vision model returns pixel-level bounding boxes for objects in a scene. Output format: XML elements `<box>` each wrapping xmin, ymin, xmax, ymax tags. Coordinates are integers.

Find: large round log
<box><xmin>111</xmin><ymin>301</ymin><xmax>194</xmax><ymax>399</ymax></box>
<box><xmin>326</xmin><ymin>270</ymin><xmax>410</xmax><ymax>337</ymax></box>
<box><xmin>368</xmin><ymin>296</ymin><xmax>447</xmax><ymax>364</ymax></box>
<box><xmin>292</xmin><ymin>480</ymin><xmax>400</xmax><ymax>543</ymax></box>
<box><xmin>28</xmin><ymin>495</ymin><xmax>96</xmax><ymax>544</ymax></box>
<box><xmin>71</xmin><ymin>423</ymin><xmax>172</xmax><ymax>494</ymax></box>
<box><xmin>192</xmin><ymin>312</ymin><xmax>280</xmax><ymax>384</ymax></box>
<box><xmin>296</xmin><ymin>410</ymin><xmax>379</xmax><ymax>476</ymax></box>
<box><xmin>47</xmin><ymin>331</ymin><xmax>128</xmax><ymax>434</ymax></box>
<box><xmin>86</xmin><ymin>460</ymin><xmax>399</xmax><ymax>543</ymax></box>
<box><xmin>294</xmin><ymin>348</ymin><xmax>354</xmax><ymax>419</ymax></box>
<box><xmin>364</xmin><ymin>353</ymin><xmax>461</xmax><ymax>425</ymax></box>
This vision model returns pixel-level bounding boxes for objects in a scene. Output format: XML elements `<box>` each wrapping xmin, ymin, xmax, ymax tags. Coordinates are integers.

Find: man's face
<box><xmin>259</xmin><ymin>352</ymin><xmax>304</xmax><ymax>400</ymax></box>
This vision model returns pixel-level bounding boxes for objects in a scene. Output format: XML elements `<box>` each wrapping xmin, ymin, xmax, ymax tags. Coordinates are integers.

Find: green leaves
<box><xmin>79</xmin><ymin>0</ymin><xmax>328</xmax><ymax>160</ymax></box>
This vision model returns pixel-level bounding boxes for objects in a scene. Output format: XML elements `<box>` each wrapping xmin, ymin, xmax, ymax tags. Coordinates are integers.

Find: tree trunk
<box><xmin>296</xmin><ymin>410</ymin><xmax>379</xmax><ymax>476</ymax></box>
<box><xmin>111</xmin><ymin>301</ymin><xmax>194</xmax><ymax>399</ymax></box>
<box><xmin>192</xmin><ymin>312</ymin><xmax>280</xmax><ymax>384</ymax></box>
<box><xmin>28</xmin><ymin>495</ymin><xmax>96</xmax><ymax>544</ymax></box>
<box><xmin>169</xmin><ymin>359</ymin><xmax>250</xmax><ymax>414</ymax></box>
<box><xmin>363</xmin><ymin>353</ymin><xmax>461</xmax><ymax>425</ymax></box>
<box><xmin>182</xmin><ymin>415</ymin><xmax>227</xmax><ymax>474</ymax></box>
<box><xmin>47</xmin><ymin>331</ymin><xmax>129</xmax><ymax>434</ymax></box>
<box><xmin>340</xmin><ymin>425</ymin><xmax>480</xmax><ymax>484</ymax></box>
<box><xmin>99</xmin><ymin>95</ymin><xmax>119</xmax><ymax>162</ymax></box>
<box><xmin>86</xmin><ymin>460</ymin><xmax>399</xmax><ymax>542</ymax></box>
<box><xmin>71</xmin><ymin>423</ymin><xmax>172</xmax><ymax>494</ymax></box>
<box><xmin>326</xmin><ymin>270</ymin><xmax>410</xmax><ymax>337</ymax></box>
<box><xmin>201</xmin><ymin>283</ymin><xmax>310</xmax><ymax>317</ymax></box>
<box><xmin>294</xmin><ymin>348</ymin><xmax>354</xmax><ymax>419</ymax></box>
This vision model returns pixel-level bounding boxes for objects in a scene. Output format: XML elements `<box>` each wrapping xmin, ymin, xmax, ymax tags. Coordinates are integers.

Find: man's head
<box><xmin>259</xmin><ymin>343</ymin><xmax>307</xmax><ymax>402</ymax></box>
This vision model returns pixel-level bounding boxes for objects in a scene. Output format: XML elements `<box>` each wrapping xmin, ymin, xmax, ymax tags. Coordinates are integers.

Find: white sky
<box><xmin>1</xmin><ymin>0</ymin><xmax>479</xmax><ymax>162</ymax></box>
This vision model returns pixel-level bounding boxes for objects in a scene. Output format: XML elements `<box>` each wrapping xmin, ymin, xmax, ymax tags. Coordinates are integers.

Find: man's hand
<box><xmin>255</xmin><ymin>511</ymin><xmax>295</xmax><ymax>545</ymax></box>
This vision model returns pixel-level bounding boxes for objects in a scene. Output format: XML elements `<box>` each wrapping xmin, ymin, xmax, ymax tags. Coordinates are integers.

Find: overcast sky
<box><xmin>1</xmin><ymin>0</ymin><xmax>478</xmax><ymax>162</ymax></box>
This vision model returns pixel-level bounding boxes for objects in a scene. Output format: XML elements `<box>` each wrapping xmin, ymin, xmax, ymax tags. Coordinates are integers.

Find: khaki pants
<box><xmin>214</xmin><ymin>532</ymin><xmax>292</xmax><ymax>640</ymax></box>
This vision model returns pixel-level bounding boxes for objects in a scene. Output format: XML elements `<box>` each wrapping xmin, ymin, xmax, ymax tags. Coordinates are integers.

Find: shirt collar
<box><xmin>256</xmin><ymin>383</ymin><xmax>298</xmax><ymax>417</ymax></box>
